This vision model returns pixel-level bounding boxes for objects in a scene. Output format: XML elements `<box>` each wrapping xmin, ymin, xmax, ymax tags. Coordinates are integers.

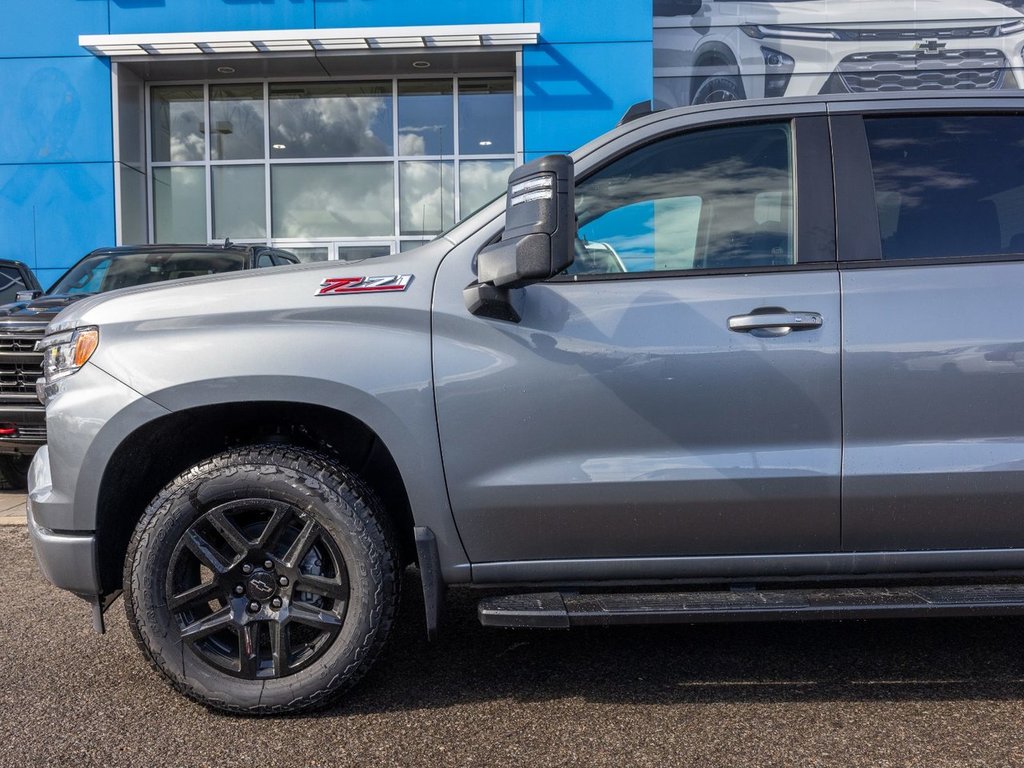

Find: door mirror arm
<box><xmin>464</xmin><ymin>154</ymin><xmax>575</xmax><ymax>323</ymax></box>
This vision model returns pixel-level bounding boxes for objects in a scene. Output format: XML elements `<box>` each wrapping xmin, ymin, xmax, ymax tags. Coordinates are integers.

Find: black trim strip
<box><xmin>829</xmin><ymin>114</ymin><xmax>884</xmax><ymax>263</ymax></box>
<box><xmin>840</xmin><ymin>252</ymin><xmax>1024</xmax><ymax>270</ymax></box>
<box><xmin>547</xmin><ymin>260</ymin><xmax>837</xmax><ymax>284</ymax></box>
<box><xmin>794</xmin><ymin>115</ymin><xmax>837</xmax><ymax>264</ymax></box>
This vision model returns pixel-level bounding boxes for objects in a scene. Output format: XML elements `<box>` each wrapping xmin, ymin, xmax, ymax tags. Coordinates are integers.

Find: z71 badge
<box><xmin>316</xmin><ymin>274</ymin><xmax>413</xmax><ymax>296</ymax></box>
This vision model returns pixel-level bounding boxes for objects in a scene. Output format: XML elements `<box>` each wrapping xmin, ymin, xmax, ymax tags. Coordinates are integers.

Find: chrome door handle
<box><xmin>728</xmin><ymin>311</ymin><xmax>823</xmax><ymax>336</ymax></box>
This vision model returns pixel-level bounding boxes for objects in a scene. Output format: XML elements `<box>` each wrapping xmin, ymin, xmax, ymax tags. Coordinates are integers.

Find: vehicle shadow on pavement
<box><xmin>320</xmin><ymin>568</ymin><xmax>1024</xmax><ymax>717</ymax></box>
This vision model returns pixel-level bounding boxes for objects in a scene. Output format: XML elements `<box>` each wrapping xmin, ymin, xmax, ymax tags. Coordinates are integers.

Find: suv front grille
<box><xmin>837</xmin><ymin>49</ymin><xmax>1007</xmax><ymax>92</ymax></box>
<box><xmin>834</xmin><ymin>26</ymin><xmax>1001</xmax><ymax>42</ymax></box>
<box><xmin>0</xmin><ymin>326</ymin><xmax>46</xmax><ymax>402</ymax></box>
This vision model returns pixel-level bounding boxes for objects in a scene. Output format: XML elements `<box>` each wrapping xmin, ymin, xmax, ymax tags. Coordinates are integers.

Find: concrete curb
<box><xmin>0</xmin><ymin>516</ymin><xmax>25</xmax><ymax>526</ymax></box>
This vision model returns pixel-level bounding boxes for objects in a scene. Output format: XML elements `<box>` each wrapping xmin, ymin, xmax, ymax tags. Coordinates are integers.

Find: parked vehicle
<box><xmin>654</xmin><ymin>0</ymin><xmax>1024</xmax><ymax>107</ymax></box>
<box><xmin>0</xmin><ymin>244</ymin><xmax>297</xmax><ymax>488</ymax></box>
<box><xmin>29</xmin><ymin>92</ymin><xmax>1024</xmax><ymax>715</ymax></box>
<box><xmin>0</xmin><ymin>259</ymin><xmax>41</xmax><ymax>305</ymax></box>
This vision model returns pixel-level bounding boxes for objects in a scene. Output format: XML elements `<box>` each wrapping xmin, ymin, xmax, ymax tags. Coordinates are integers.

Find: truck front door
<box><xmin>433</xmin><ymin>116</ymin><xmax>842</xmax><ymax>565</ymax></box>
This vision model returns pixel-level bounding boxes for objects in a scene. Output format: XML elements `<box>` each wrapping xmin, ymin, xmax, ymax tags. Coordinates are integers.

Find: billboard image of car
<box><xmin>654</xmin><ymin>0</ymin><xmax>1024</xmax><ymax>108</ymax></box>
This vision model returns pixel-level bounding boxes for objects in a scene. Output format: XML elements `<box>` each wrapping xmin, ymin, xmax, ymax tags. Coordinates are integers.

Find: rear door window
<box><xmin>865</xmin><ymin>115</ymin><xmax>1024</xmax><ymax>261</ymax></box>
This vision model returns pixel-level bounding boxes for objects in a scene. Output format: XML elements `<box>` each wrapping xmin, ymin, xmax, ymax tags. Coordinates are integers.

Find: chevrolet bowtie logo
<box><xmin>917</xmin><ymin>39</ymin><xmax>947</xmax><ymax>54</ymax></box>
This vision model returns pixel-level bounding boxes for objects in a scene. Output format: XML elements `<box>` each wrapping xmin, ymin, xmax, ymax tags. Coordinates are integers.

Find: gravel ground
<box><xmin>3</xmin><ymin>525</ymin><xmax>1024</xmax><ymax>767</ymax></box>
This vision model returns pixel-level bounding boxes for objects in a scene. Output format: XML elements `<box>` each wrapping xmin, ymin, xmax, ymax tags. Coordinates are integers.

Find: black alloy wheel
<box><xmin>167</xmin><ymin>498</ymin><xmax>349</xmax><ymax>680</ymax></box>
<box><xmin>125</xmin><ymin>445</ymin><xmax>399</xmax><ymax>714</ymax></box>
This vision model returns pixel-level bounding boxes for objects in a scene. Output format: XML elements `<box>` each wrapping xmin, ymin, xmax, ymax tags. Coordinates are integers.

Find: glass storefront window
<box><xmin>458</xmin><ymin>78</ymin><xmax>514</xmax><ymax>155</ymax></box>
<box><xmin>153</xmin><ymin>167</ymin><xmax>206</xmax><ymax>243</ymax></box>
<box><xmin>269</xmin><ymin>82</ymin><xmax>393</xmax><ymax>159</ymax></box>
<box><xmin>149</xmin><ymin>74</ymin><xmax>515</xmax><ymax>252</ymax></box>
<box><xmin>336</xmin><ymin>244</ymin><xmax>392</xmax><ymax>262</ymax></box>
<box><xmin>400</xmin><ymin>161</ymin><xmax>455</xmax><ymax>236</ymax></box>
<box><xmin>399</xmin><ymin>240</ymin><xmax>432</xmax><ymax>253</ymax></box>
<box><xmin>271</xmin><ymin>163</ymin><xmax>394</xmax><ymax>239</ymax></box>
<box><xmin>459</xmin><ymin>160</ymin><xmax>514</xmax><ymax>219</ymax></box>
<box><xmin>285</xmin><ymin>246</ymin><xmax>330</xmax><ymax>263</ymax></box>
<box><xmin>398</xmin><ymin>80</ymin><xmax>454</xmax><ymax>156</ymax></box>
<box><xmin>151</xmin><ymin>86</ymin><xmax>204</xmax><ymax>162</ymax></box>
<box><xmin>212</xmin><ymin>165</ymin><xmax>266</xmax><ymax>240</ymax></box>
<box><xmin>210</xmin><ymin>84</ymin><xmax>265</xmax><ymax>161</ymax></box>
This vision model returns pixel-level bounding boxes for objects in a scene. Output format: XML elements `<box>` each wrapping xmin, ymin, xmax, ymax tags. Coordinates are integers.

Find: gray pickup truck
<box><xmin>28</xmin><ymin>91</ymin><xmax>1024</xmax><ymax>714</ymax></box>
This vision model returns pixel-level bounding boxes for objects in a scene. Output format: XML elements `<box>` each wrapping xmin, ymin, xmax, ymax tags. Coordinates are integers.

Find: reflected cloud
<box><xmin>400</xmin><ymin>161</ymin><xmax>454</xmax><ymax>236</ymax></box>
<box><xmin>272</xmin><ymin>164</ymin><xmax>394</xmax><ymax>238</ymax></box>
<box><xmin>270</xmin><ymin>85</ymin><xmax>392</xmax><ymax>158</ymax></box>
<box><xmin>459</xmin><ymin>160</ymin><xmax>513</xmax><ymax>219</ymax></box>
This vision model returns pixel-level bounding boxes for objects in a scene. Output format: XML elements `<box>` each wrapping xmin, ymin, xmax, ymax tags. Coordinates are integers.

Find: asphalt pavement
<box><xmin>3</xmin><ymin>523</ymin><xmax>1024</xmax><ymax>767</ymax></box>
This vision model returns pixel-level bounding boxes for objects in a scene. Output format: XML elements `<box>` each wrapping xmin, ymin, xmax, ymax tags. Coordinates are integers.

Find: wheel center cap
<box><xmin>245</xmin><ymin>570</ymin><xmax>277</xmax><ymax>601</ymax></box>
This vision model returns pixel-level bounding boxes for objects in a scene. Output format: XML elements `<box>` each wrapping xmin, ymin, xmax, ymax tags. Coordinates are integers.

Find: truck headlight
<box><xmin>36</xmin><ymin>327</ymin><xmax>99</xmax><ymax>383</ymax></box>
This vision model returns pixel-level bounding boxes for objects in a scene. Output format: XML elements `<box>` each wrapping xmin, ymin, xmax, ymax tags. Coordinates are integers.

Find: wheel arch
<box><xmin>89</xmin><ymin>377</ymin><xmax>466</xmax><ymax>597</ymax></box>
<box><xmin>693</xmin><ymin>41</ymin><xmax>740</xmax><ymax>70</ymax></box>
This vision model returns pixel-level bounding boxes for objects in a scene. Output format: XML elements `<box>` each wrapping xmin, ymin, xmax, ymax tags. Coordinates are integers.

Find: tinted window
<box><xmin>571</xmin><ymin>122</ymin><xmax>794</xmax><ymax>275</ymax></box>
<box><xmin>0</xmin><ymin>267</ymin><xmax>29</xmax><ymax>305</ymax></box>
<box><xmin>866</xmin><ymin>116</ymin><xmax>1024</xmax><ymax>261</ymax></box>
<box><xmin>51</xmin><ymin>251</ymin><xmax>247</xmax><ymax>295</ymax></box>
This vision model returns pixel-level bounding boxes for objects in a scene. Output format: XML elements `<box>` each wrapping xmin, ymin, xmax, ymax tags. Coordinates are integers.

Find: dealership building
<box><xmin>5</xmin><ymin>0</ymin><xmax>1024</xmax><ymax>287</ymax></box>
<box><xmin>0</xmin><ymin>1</ymin><xmax>651</xmax><ymax>287</ymax></box>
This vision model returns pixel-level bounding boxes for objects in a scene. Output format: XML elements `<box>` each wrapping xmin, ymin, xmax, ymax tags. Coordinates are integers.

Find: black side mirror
<box><xmin>465</xmin><ymin>155</ymin><xmax>575</xmax><ymax>322</ymax></box>
<box><xmin>15</xmin><ymin>290</ymin><xmax>41</xmax><ymax>302</ymax></box>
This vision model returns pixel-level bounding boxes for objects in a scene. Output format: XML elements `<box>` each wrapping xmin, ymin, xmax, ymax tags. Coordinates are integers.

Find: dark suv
<box><xmin>0</xmin><ymin>244</ymin><xmax>297</xmax><ymax>486</ymax></box>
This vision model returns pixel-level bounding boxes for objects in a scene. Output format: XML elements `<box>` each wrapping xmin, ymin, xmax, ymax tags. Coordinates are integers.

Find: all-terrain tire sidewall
<box><xmin>124</xmin><ymin>446</ymin><xmax>398</xmax><ymax>714</ymax></box>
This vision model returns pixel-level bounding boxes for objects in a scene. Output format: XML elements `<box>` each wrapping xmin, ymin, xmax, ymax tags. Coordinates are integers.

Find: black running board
<box><xmin>477</xmin><ymin>584</ymin><xmax>1024</xmax><ymax>629</ymax></box>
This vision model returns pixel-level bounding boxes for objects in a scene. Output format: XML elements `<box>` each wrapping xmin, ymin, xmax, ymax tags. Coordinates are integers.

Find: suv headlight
<box><xmin>996</xmin><ymin>20</ymin><xmax>1024</xmax><ymax>36</ymax></box>
<box><xmin>36</xmin><ymin>326</ymin><xmax>99</xmax><ymax>383</ymax></box>
<box><xmin>742</xmin><ymin>24</ymin><xmax>839</xmax><ymax>41</ymax></box>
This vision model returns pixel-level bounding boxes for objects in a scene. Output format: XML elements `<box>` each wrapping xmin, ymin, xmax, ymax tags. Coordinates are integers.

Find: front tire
<box><xmin>124</xmin><ymin>445</ymin><xmax>399</xmax><ymax>715</ymax></box>
<box><xmin>691</xmin><ymin>71</ymin><xmax>745</xmax><ymax>104</ymax></box>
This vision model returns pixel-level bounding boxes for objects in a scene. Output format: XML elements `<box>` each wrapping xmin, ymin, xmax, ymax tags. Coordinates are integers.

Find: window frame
<box><xmin>833</xmin><ymin>109</ymin><xmax>1024</xmax><ymax>268</ymax></box>
<box><xmin>547</xmin><ymin>114</ymin><xmax>836</xmax><ymax>283</ymax></box>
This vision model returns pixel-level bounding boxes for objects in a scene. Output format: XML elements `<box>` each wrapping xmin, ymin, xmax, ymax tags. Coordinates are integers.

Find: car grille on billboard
<box><xmin>837</xmin><ymin>50</ymin><xmax>1007</xmax><ymax>92</ymax></box>
<box><xmin>834</xmin><ymin>27</ymin><xmax>1000</xmax><ymax>42</ymax></box>
<box><xmin>0</xmin><ymin>327</ymin><xmax>45</xmax><ymax>402</ymax></box>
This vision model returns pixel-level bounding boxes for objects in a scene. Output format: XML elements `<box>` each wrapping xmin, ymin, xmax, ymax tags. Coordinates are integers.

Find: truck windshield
<box><xmin>49</xmin><ymin>251</ymin><xmax>248</xmax><ymax>295</ymax></box>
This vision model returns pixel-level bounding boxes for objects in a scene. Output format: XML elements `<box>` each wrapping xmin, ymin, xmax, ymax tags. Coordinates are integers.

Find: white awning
<box><xmin>81</xmin><ymin>22</ymin><xmax>540</xmax><ymax>57</ymax></box>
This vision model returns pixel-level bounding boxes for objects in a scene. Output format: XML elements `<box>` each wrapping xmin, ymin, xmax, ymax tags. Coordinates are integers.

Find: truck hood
<box><xmin>710</xmin><ymin>0</ymin><xmax>1020</xmax><ymax>26</ymax></box>
<box><xmin>48</xmin><ymin>239</ymin><xmax>453</xmax><ymax>335</ymax></box>
<box><xmin>0</xmin><ymin>293</ymin><xmax>90</xmax><ymax>322</ymax></box>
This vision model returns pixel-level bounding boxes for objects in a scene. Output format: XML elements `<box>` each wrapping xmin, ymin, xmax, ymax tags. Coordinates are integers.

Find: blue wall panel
<box><xmin>109</xmin><ymin>0</ymin><xmax>315</xmax><ymax>35</ymax></box>
<box><xmin>314</xmin><ymin>0</ymin><xmax>523</xmax><ymax>28</ymax></box>
<box><xmin>0</xmin><ymin>162</ymin><xmax>115</xmax><ymax>283</ymax></box>
<box><xmin>524</xmin><ymin>0</ymin><xmax>650</xmax><ymax>43</ymax></box>
<box><xmin>523</xmin><ymin>41</ymin><xmax>651</xmax><ymax>156</ymax></box>
<box><xmin>5</xmin><ymin>1</ymin><xmax>109</xmax><ymax>58</ymax></box>
<box><xmin>0</xmin><ymin>57</ymin><xmax>113</xmax><ymax>167</ymax></box>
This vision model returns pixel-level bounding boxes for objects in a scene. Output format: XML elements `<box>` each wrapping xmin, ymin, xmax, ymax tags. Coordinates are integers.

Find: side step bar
<box><xmin>478</xmin><ymin>584</ymin><xmax>1024</xmax><ymax>629</ymax></box>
